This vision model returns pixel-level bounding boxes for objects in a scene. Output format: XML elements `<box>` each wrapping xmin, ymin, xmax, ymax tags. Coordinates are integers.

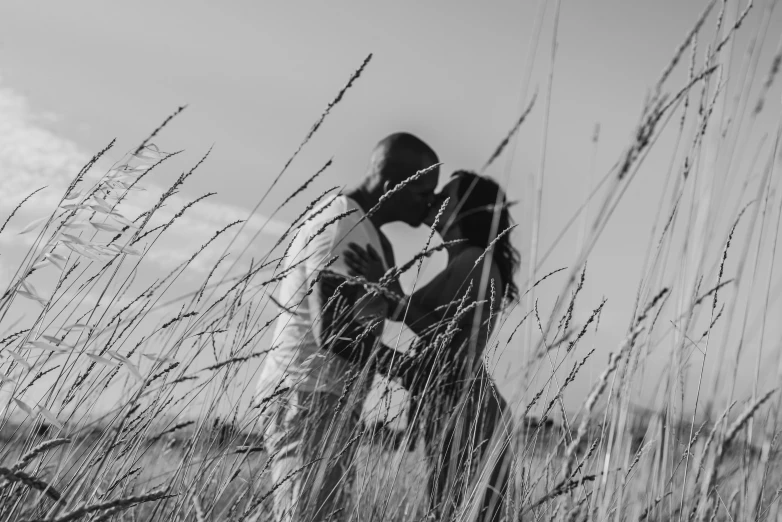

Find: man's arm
<box><xmin>310</xmin><ymin>270</ymin><xmax>414</xmax><ymax>378</ymax></box>
<box><xmin>353</xmin><ymin>235</ymin><xmax>445</xmax><ymax>333</ymax></box>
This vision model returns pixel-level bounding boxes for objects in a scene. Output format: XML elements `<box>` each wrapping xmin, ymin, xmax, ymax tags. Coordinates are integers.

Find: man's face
<box><xmin>401</xmin><ymin>168</ymin><xmax>439</xmax><ymax>227</ymax></box>
<box><xmin>423</xmin><ymin>177</ymin><xmax>461</xmax><ymax>233</ymax></box>
<box><xmin>384</xmin><ymin>158</ymin><xmax>439</xmax><ymax>227</ymax></box>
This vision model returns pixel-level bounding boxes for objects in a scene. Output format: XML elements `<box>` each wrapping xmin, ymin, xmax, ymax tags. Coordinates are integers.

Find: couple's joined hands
<box><xmin>318</xmin><ymin>243</ymin><xmax>436</xmax><ymax>391</ymax></box>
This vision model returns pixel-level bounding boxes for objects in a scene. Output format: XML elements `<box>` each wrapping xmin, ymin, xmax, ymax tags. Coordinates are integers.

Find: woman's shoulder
<box><xmin>447</xmin><ymin>247</ymin><xmax>502</xmax><ymax>282</ymax></box>
<box><xmin>448</xmin><ymin>246</ymin><xmax>497</xmax><ymax>269</ymax></box>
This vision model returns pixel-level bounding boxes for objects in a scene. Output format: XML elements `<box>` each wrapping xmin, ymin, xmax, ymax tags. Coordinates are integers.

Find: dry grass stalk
<box><xmin>0</xmin><ymin>468</ymin><xmax>62</xmax><ymax>502</ymax></box>
<box><xmin>1</xmin><ymin>8</ymin><xmax>779</xmax><ymax>521</ymax></box>
<box><xmin>481</xmin><ymin>92</ymin><xmax>538</xmax><ymax>173</ymax></box>
<box><xmin>211</xmin><ymin>54</ymin><xmax>373</xmax><ymax>289</ymax></box>
<box><xmin>191</xmin><ymin>493</ymin><xmax>206</xmax><ymax>522</ymax></box>
<box><xmin>561</xmin><ymin>324</ymin><xmax>645</xmax><ymax>479</ymax></box>
<box><xmin>713</xmin><ymin>0</ymin><xmax>754</xmax><ymax>55</ymax></box>
<box><xmin>697</xmin><ymin>390</ymin><xmax>776</xmax><ymax>520</ymax></box>
<box><xmin>361</xmin><ymin>162</ymin><xmax>442</xmax><ymax>223</ymax></box>
<box><xmin>134</xmin><ymin>105</ymin><xmax>187</xmax><ymax>155</ymax></box>
<box><xmin>0</xmin><ymin>187</ymin><xmax>48</xmax><ymax>237</ymax></box>
<box><xmin>654</xmin><ymin>0</ymin><xmax>716</xmax><ymax>96</ymax></box>
<box><xmin>25</xmin><ymin>492</ymin><xmax>173</xmax><ymax>522</ymax></box>
<box><xmin>12</xmin><ymin>439</ymin><xmax>71</xmax><ymax>472</ymax></box>
<box><xmin>754</xmin><ymin>33</ymin><xmax>782</xmax><ymax>114</ymax></box>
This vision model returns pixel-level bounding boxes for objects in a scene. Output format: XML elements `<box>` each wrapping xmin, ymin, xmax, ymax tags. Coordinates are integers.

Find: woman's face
<box><xmin>423</xmin><ymin>178</ymin><xmax>462</xmax><ymax>236</ymax></box>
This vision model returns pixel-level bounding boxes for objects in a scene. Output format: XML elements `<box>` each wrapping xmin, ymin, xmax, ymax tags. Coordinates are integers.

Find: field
<box><xmin>2</xmin><ymin>2</ymin><xmax>782</xmax><ymax>521</ymax></box>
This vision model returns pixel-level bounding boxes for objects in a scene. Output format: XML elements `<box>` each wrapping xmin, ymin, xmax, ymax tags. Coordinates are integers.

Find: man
<box><xmin>254</xmin><ymin>132</ymin><xmax>439</xmax><ymax>522</ymax></box>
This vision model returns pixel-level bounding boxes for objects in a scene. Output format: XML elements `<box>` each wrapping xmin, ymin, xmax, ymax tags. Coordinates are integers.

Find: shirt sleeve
<box><xmin>301</xmin><ymin>207</ymin><xmax>363</xmax><ymax>277</ymax></box>
<box><xmin>315</xmin><ymin>210</ymin><xmax>391</xmax><ymax>325</ymax></box>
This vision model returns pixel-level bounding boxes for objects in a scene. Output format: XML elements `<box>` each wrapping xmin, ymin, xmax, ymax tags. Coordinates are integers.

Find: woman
<box><xmin>344</xmin><ymin>170</ymin><xmax>520</xmax><ymax>522</ymax></box>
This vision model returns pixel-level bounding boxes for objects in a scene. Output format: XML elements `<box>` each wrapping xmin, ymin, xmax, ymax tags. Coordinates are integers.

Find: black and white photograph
<box><xmin>1</xmin><ymin>1</ymin><xmax>782</xmax><ymax>521</ymax></box>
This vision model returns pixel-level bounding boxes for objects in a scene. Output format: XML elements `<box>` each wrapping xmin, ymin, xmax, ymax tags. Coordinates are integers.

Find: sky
<box><xmin>1</xmin><ymin>0</ymin><xmax>782</xmax><ymax>422</ymax></box>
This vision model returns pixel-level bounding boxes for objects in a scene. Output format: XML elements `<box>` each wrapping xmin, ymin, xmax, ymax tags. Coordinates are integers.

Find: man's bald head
<box><xmin>369</xmin><ymin>132</ymin><xmax>439</xmax><ymax>184</ymax></box>
<box><xmin>363</xmin><ymin>132</ymin><xmax>440</xmax><ymax>227</ymax></box>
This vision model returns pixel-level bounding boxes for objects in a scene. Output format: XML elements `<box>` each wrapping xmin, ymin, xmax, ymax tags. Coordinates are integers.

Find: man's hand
<box><xmin>344</xmin><ymin>243</ymin><xmax>387</xmax><ymax>283</ymax></box>
<box><xmin>316</xmin><ymin>268</ymin><xmax>423</xmax><ymax>386</ymax></box>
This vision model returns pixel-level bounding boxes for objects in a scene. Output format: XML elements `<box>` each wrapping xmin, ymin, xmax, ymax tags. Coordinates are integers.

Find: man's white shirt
<box><xmin>256</xmin><ymin>195</ymin><xmax>389</xmax><ymax>400</ymax></box>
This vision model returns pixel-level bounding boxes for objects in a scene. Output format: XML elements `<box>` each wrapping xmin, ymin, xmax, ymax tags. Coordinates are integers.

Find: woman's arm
<box><xmin>343</xmin><ymin>242</ymin><xmax>444</xmax><ymax>336</ymax></box>
<box><xmin>343</xmin><ymin>243</ymin><xmax>501</xmax><ymax>340</ymax></box>
<box><xmin>392</xmin><ymin>269</ymin><xmax>453</xmax><ymax>337</ymax></box>
<box><xmin>405</xmin><ymin>248</ymin><xmax>502</xmax><ymax>343</ymax></box>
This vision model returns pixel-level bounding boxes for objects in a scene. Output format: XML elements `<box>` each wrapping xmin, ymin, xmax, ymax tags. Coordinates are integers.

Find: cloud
<box><xmin>0</xmin><ymin>82</ymin><xmax>88</xmax><ymax>192</ymax></box>
<box><xmin>0</xmin><ymin>77</ymin><xmax>289</xmax><ymax>280</ymax></box>
<box><xmin>117</xmin><ymin>188</ymin><xmax>291</xmax><ymax>277</ymax></box>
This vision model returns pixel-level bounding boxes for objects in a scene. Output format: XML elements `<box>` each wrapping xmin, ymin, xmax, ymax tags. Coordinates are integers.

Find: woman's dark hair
<box><xmin>450</xmin><ymin>170</ymin><xmax>520</xmax><ymax>305</ymax></box>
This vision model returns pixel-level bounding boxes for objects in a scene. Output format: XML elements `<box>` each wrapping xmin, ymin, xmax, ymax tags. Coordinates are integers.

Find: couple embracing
<box><xmin>254</xmin><ymin>133</ymin><xmax>519</xmax><ymax>522</ymax></box>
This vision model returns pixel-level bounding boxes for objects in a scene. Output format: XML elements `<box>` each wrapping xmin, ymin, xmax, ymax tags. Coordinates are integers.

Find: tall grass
<box><xmin>1</xmin><ymin>4</ymin><xmax>782</xmax><ymax>521</ymax></box>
